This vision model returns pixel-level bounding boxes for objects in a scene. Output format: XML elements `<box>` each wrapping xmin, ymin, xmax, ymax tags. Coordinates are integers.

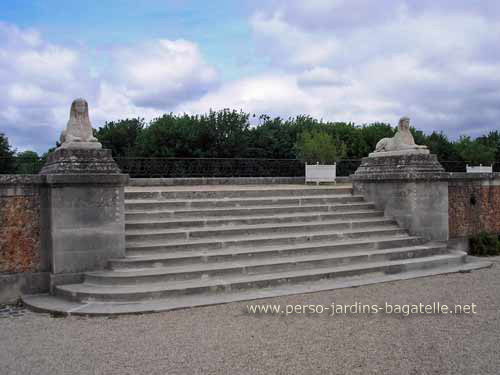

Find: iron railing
<box><xmin>114</xmin><ymin>157</ymin><xmax>305</xmax><ymax>178</ymax></box>
<box><xmin>438</xmin><ymin>161</ymin><xmax>500</xmax><ymax>173</ymax></box>
<box><xmin>0</xmin><ymin>157</ymin><xmax>45</xmax><ymax>175</ymax></box>
<box><xmin>2</xmin><ymin>156</ymin><xmax>500</xmax><ymax>177</ymax></box>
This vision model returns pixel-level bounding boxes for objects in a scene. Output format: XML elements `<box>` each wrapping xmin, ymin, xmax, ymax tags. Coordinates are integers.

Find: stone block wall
<box><xmin>0</xmin><ymin>176</ymin><xmax>49</xmax><ymax>302</ymax></box>
<box><xmin>448</xmin><ymin>176</ymin><xmax>500</xmax><ymax>238</ymax></box>
<box><xmin>1</xmin><ymin>171</ymin><xmax>499</xmax><ymax>303</ymax></box>
<box><xmin>0</xmin><ymin>176</ymin><xmax>44</xmax><ymax>273</ymax></box>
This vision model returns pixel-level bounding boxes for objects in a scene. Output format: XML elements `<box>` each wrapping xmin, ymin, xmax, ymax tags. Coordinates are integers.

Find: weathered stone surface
<box><xmin>129</xmin><ymin>177</ymin><xmax>308</xmax><ymax>186</ymax></box>
<box><xmin>0</xmin><ymin>178</ymin><xmax>46</xmax><ymax>277</ymax></box>
<box><xmin>39</xmin><ymin>148</ymin><xmax>121</xmax><ymax>175</ymax></box>
<box><xmin>354</xmin><ymin>148</ymin><xmax>500</xmax><ymax>242</ymax></box>
<box><xmin>0</xmin><ymin>196</ymin><xmax>41</xmax><ymax>273</ymax></box>
<box><xmin>372</xmin><ymin>117</ymin><xmax>429</xmax><ymax>155</ymax></box>
<box><xmin>0</xmin><ymin>172</ymin><xmax>128</xmax><ymax>301</ymax></box>
<box><xmin>37</xmin><ymin>98</ymin><xmax>127</xmax><ymax>287</ymax></box>
<box><xmin>353</xmin><ymin>152</ymin><xmax>449</xmax><ymax>241</ymax></box>
<box><xmin>0</xmin><ymin>177</ymin><xmax>51</xmax><ymax>303</ymax></box>
<box><xmin>0</xmin><ymin>175</ymin><xmax>45</xmax><ymax>185</ymax></box>
<box><xmin>448</xmin><ymin>175</ymin><xmax>500</xmax><ymax>238</ymax></box>
<box><xmin>45</xmin><ymin>174</ymin><xmax>128</xmax><ymax>185</ymax></box>
<box><xmin>354</xmin><ymin>179</ymin><xmax>449</xmax><ymax>241</ymax></box>
<box><xmin>353</xmin><ymin>153</ymin><xmax>445</xmax><ymax>181</ymax></box>
<box><xmin>0</xmin><ymin>272</ymin><xmax>49</xmax><ymax>303</ymax></box>
<box><xmin>39</xmin><ymin>98</ymin><xmax>123</xmax><ymax>174</ymax></box>
<box><xmin>368</xmin><ymin>149</ymin><xmax>429</xmax><ymax>158</ymax></box>
<box><xmin>44</xmin><ymin>174</ymin><xmax>127</xmax><ymax>282</ymax></box>
<box><xmin>59</xmin><ymin>98</ymin><xmax>102</xmax><ymax>149</ymax></box>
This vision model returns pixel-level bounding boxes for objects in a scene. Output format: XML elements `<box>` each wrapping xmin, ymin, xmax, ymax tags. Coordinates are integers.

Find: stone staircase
<box><xmin>24</xmin><ymin>184</ymin><xmax>486</xmax><ymax>315</ymax></box>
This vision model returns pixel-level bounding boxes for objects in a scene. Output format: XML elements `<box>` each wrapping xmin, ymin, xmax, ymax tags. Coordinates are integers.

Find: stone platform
<box><xmin>353</xmin><ymin>153</ymin><xmax>445</xmax><ymax>179</ymax></box>
<box><xmin>368</xmin><ymin>149</ymin><xmax>430</xmax><ymax>158</ymax></box>
<box><xmin>22</xmin><ymin>183</ymin><xmax>489</xmax><ymax>315</ymax></box>
<box><xmin>39</xmin><ymin>148</ymin><xmax>121</xmax><ymax>175</ymax></box>
<box><xmin>352</xmin><ymin>153</ymin><xmax>451</xmax><ymax>241</ymax></box>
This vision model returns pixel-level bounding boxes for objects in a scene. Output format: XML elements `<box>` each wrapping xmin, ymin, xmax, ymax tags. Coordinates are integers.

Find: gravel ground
<box><xmin>1</xmin><ymin>258</ymin><xmax>500</xmax><ymax>375</ymax></box>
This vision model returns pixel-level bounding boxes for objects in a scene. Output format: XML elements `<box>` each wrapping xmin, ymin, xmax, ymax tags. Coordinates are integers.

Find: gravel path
<box><xmin>1</xmin><ymin>258</ymin><xmax>500</xmax><ymax>375</ymax></box>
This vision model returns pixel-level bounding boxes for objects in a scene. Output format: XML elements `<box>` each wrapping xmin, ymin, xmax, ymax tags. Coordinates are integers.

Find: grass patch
<box><xmin>469</xmin><ymin>232</ymin><xmax>500</xmax><ymax>256</ymax></box>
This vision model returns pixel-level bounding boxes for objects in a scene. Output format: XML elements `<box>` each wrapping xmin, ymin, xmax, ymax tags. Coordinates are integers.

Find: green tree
<box><xmin>424</xmin><ymin>132</ymin><xmax>461</xmax><ymax>161</ymax></box>
<box><xmin>15</xmin><ymin>150</ymin><xmax>42</xmax><ymax>174</ymax></box>
<box><xmin>245</xmin><ymin>116</ymin><xmax>298</xmax><ymax>159</ymax></box>
<box><xmin>0</xmin><ymin>133</ymin><xmax>16</xmax><ymax>173</ymax></box>
<box><xmin>409</xmin><ymin>127</ymin><xmax>427</xmax><ymax>146</ymax></box>
<box><xmin>201</xmin><ymin>109</ymin><xmax>250</xmax><ymax>158</ymax></box>
<box><xmin>354</xmin><ymin>123</ymin><xmax>394</xmax><ymax>158</ymax></box>
<box><xmin>95</xmin><ymin>118</ymin><xmax>145</xmax><ymax>157</ymax></box>
<box><xmin>295</xmin><ymin>130</ymin><xmax>347</xmax><ymax>164</ymax></box>
<box><xmin>455</xmin><ymin>136</ymin><xmax>496</xmax><ymax>166</ymax></box>
<box><xmin>137</xmin><ymin>110</ymin><xmax>251</xmax><ymax>158</ymax></box>
<box><xmin>137</xmin><ymin>113</ymin><xmax>215</xmax><ymax>157</ymax></box>
<box><xmin>476</xmin><ymin>131</ymin><xmax>500</xmax><ymax>162</ymax></box>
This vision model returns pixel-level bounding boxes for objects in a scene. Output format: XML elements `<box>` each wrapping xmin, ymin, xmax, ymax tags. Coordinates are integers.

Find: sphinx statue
<box><xmin>59</xmin><ymin>98</ymin><xmax>102</xmax><ymax>149</ymax></box>
<box><xmin>370</xmin><ymin>117</ymin><xmax>428</xmax><ymax>156</ymax></box>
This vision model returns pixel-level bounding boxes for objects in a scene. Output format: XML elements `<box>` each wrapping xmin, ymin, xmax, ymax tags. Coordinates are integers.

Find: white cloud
<box><xmin>177</xmin><ymin>74</ymin><xmax>314</xmax><ymax>116</ymax></box>
<box><xmin>245</xmin><ymin>2</ymin><xmax>500</xmax><ymax>136</ymax></box>
<box><xmin>0</xmin><ymin>23</ymin><xmax>89</xmax><ymax>151</ymax></box>
<box><xmin>3</xmin><ymin>0</ymin><xmax>500</xmax><ymax>152</ymax></box>
<box><xmin>298</xmin><ymin>67</ymin><xmax>349</xmax><ymax>87</ymax></box>
<box><xmin>91</xmin><ymin>82</ymin><xmax>163</xmax><ymax>126</ymax></box>
<box><xmin>0</xmin><ymin>24</ymin><xmax>219</xmax><ymax>152</ymax></box>
<box><xmin>108</xmin><ymin>39</ymin><xmax>218</xmax><ymax>109</ymax></box>
<box><xmin>250</xmin><ymin>11</ymin><xmax>338</xmax><ymax>66</ymax></box>
<box><xmin>176</xmin><ymin>72</ymin><xmax>398</xmax><ymax>128</ymax></box>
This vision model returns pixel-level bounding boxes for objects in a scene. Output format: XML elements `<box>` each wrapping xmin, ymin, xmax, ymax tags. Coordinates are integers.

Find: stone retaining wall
<box><xmin>1</xmin><ymin>172</ymin><xmax>500</xmax><ymax>303</ymax></box>
<box><xmin>0</xmin><ymin>176</ymin><xmax>49</xmax><ymax>302</ymax></box>
<box><xmin>448</xmin><ymin>175</ymin><xmax>500</xmax><ymax>238</ymax></box>
<box><xmin>0</xmin><ymin>176</ymin><xmax>45</xmax><ymax>273</ymax></box>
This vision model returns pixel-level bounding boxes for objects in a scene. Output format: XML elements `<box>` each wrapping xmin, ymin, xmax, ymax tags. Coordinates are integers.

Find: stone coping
<box><xmin>446</xmin><ymin>172</ymin><xmax>500</xmax><ymax>180</ymax></box>
<box><xmin>128</xmin><ymin>176</ymin><xmax>352</xmax><ymax>186</ymax></box>
<box><xmin>0</xmin><ymin>175</ymin><xmax>46</xmax><ymax>185</ymax></box>
<box><xmin>3</xmin><ymin>173</ymin><xmax>497</xmax><ymax>186</ymax></box>
<box><xmin>368</xmin><ymin>149</ymin><xmax>430</xmax><ymax>157</ymax></box>
<box><xmin>351</xmin><ymin>172</ymin><xmax>500</xmax><ymax>182</ymax></box>
<box><xmin>0</xmin><ymin>174</ymin><xmax>129</xmax><ymax>185</ymax></box>
<box><xmin>129</xmin><ymin>177</ymin><xmax>306</xmax><ymax>186</ymax></box>
<box><xmin>45</xmin><ymin>174</ymin><xmax>129</xmax><ymax>185</ymax></box>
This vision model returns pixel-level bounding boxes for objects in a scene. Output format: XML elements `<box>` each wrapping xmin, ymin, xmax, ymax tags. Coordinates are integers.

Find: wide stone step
<box><xmin>125</xmin><ymin>218</ymin><xmax>397</xmax><ymax>242</ymax></box>
<box><xmin>56</xmin><ymin>253</ymin><xmax>466</xmax><ymax>302</ymax></box>
<box><xmin>125</xmin><ymin>226</ymin><xmax>409</xmax><ymax>255</ymax></box>
<box><xmin>125</xmin><ymin>194</ymin><xmax>364</xmax><ymax>211</ymax></box>
<box><xmin>125</xmin><ymin>186</ymin><xmax>352</xmax><ymax>200</ymax></box>
<box><xmin>87</xmin><ymin>245</ymin><xmax>450</xmax><ymax>285</ymax></box>
<box><xmin>125</xmin><ymin>210</ymin><xmax>384</xmax><ymax>230</ymax></box>
<box><xmin>125</xmin><ymin>202</ymin><xmax>377</xmax><ymax>220</ymax></box>
<box><xmin>111</xmin><ymin>237</ymin><xmax>429</xmax><ymax>269</ymax></box>
<box><xmin>24</xmin><ymin>258</ymin><xmax>491</xmax><ymax>316</ymax></box>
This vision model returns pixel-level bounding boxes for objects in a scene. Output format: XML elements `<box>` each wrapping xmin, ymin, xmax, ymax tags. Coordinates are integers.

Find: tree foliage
<box><xmin>295</xmin><ymin>130</ymin><xmax>347</xmax><ymax>164</ymax></box>
<box><xmin>0</xmin><ymin>133</ymin><xmax>16</xmax><ymax>173</ymax></box>
<box><xmin>95</xmin><ymin>118</ymin><xmax>145</xmax><ymax>157</ymax></box>
<box><xmin>134</xmin><ymin>110</ymin><xmax>250</xmax><ymax>158</ymax></box>
<box><xmin>15</xmin><ymin>150</ymin><xmax>41</xmax><ymax>174</ymax></box>
<box><xmin>455</xmin><ymin>136</ymin><xmax>496</xmax><ymax>166</ymax></box>
<box><xmin>22</xmin><ymin>109</ymin><xmax>499</xmax><ymax>167</ymax></box>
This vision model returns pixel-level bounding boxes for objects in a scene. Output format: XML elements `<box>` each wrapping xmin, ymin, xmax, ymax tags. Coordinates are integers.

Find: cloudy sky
<box><xmin>1</xmin><ymin>0</ymin><xmax>499</xmax><ymax>153</ymax></box>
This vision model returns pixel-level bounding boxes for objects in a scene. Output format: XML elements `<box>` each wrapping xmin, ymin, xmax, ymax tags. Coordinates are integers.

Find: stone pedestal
<box><xmin>40</xmin><ymin>148</ymin><xmax>120</xmax><ymax>175</ymax></box>
<box><xmin>39</xmin><ymin>148</ymin><xmax>128</xmax><ymax>287</ymax></box>
<box><xmin>352</xmin><ymin>154</ymin><xmax>450</xmax><ymax>241</ymax></box>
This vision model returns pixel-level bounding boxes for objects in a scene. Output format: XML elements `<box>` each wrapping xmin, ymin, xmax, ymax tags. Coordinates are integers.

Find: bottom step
<box><xmin>23</xmin><ymin>257</ymin><xmax>491</xmax><ymax>316</ymax></box>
